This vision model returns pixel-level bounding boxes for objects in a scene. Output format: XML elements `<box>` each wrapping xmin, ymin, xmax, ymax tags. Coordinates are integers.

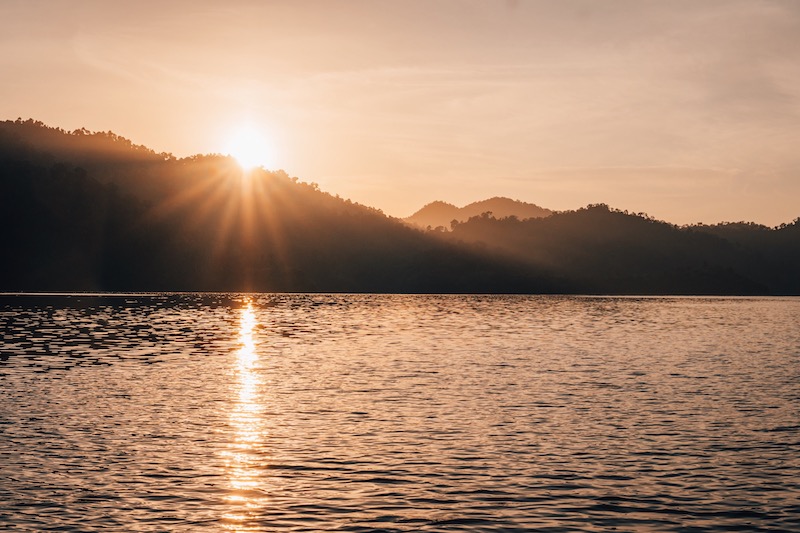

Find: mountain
<box><xmin>435</xmin><ymin>206</ymin><xmax>800</xmax><ymax>294</ymax></box>
<box><xmin>404</xmin><ymin>197</ymin><xmax>552</xmax><ymax>229</ymax></box>
<box><xmin>0</xmin><ymin>119</ymin><xmax>557</xmax><ymax>293</ymax></box>
<box><xmin>2</xmin><ymin>119</ymin><xmax>798</xmax><ymax>294</ymax></box>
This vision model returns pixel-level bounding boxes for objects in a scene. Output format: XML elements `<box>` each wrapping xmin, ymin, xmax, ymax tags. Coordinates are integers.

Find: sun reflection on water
<box><xmin>222</xmin><ymin>300</ymin><xmax>267</xmax><ymax>531</ymax></box>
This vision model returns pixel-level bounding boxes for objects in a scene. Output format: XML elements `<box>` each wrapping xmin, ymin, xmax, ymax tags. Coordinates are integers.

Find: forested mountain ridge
<box><xmin>435</xmin><ymin>206</ymin><xmax>800</xmax><ymax>294</ymax></box>
<box><xmin>0</xmin><ymin>119</ymin><xmax>556</xmax><ymax>293</ymax></box>
<box><xmin>1</xmin><ymin>119</ymin><xmax>798</xmax><ymax>294</ymax></box>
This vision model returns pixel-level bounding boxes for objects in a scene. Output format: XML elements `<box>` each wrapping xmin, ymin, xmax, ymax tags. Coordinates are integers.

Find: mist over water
<box><xmin>2</xmin><ymin>294</ymin><xmax>799</xmax><ymax>531</ymax></box>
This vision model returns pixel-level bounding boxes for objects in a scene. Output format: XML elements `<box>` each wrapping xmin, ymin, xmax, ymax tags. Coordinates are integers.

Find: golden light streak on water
<box><xmin>222</xmin><ymin>300</ymin><xmax>268</xmax><ymax>531</ymax></box>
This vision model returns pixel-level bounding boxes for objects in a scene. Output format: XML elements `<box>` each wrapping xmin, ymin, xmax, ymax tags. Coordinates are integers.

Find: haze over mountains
<box><xmin>405</xmin><ymin>198</ymin><xmax>552</xmax><ymax>230</ymax></box>
<box><xmin>2</xmin><ymin>119</ymin><xmax>799</xmax><ymax>294</ymax></box>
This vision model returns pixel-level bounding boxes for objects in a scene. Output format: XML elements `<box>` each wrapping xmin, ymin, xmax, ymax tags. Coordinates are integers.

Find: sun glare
<box><xmin>224</xmin><ymin>124</ymin><xmax>276</xmax><ymax>170</ymax></box>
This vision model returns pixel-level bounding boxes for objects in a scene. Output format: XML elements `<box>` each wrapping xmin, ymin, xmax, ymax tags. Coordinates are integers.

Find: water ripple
<box><xmin>1</xmin><ymin>294</ymin><xmax>799</xmax><ymax>531</ymax></box>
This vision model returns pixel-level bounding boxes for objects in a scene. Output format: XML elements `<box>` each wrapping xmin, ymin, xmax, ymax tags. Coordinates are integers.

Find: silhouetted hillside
<box><xmin>2</xmin><ymin>119</ymin><xmax>797</xmax><ymax>294</ymax></box>
<box><xmin>0</xmin><ymin>119</ymin><xmax>556</xmax><ymax>293</ymax></box>
<box><xmin>435</xmin><ymin>206</ymin><xmax>800</xmax><ymax>294</ymax></box>
<box><xmin>689</xmin><ymin>221</ymin><xmax>800</xmax><ymax>294</ymax></box>
<box><xmin>405</xmin><ymin>197</ymin><xmax>552</xmax><ymax>229</ymax></box>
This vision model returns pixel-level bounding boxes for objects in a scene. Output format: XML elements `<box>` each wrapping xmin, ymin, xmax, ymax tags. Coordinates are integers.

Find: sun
<box><xmin>224</xmin><ymin>124</ymin><xmax>277</xmax><ymax>170</ymax></box>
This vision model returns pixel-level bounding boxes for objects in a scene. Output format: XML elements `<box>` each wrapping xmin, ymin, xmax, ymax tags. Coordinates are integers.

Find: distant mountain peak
<box><xmin>405</xmin><ymin>197</ymin><xmax>552</xmax><ymax>229</ymax></box>
<box><xmin>422</xmin><ymin>200</ymin><xmax>457</xmax><ymax>210</ymax></box>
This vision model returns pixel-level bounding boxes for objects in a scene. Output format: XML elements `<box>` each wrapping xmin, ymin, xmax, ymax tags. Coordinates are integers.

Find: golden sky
<box><xmin>2</xmin><ymin>0</ymin><xmax>799</xmax><ymax>224</ymax></box>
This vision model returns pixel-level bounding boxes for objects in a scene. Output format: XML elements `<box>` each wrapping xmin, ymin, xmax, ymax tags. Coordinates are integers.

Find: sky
<box><xmin>2</xmin><ymin>0</ymin><xmax>800</xmax><ymax>225</ymax></box>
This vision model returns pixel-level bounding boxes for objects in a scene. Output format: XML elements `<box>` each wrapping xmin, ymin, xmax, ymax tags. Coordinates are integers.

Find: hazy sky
<box><xmin>2</xmin><ymin>0</ymin><xmax>799</xmax><ymax>224</ymax></box>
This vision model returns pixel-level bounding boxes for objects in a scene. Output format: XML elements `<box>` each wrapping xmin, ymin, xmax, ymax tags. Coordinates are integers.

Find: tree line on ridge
<box><xmin>1</xmin><ymin>119</ymin><xmax>797</xmax><ymax>294</ymax></box>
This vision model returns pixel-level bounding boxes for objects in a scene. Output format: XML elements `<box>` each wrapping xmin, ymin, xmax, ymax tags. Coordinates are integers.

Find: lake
<box><xmin>1</xmin><ymin>294</ymin><xmax>799</xmax><ymax>531</ymax></box>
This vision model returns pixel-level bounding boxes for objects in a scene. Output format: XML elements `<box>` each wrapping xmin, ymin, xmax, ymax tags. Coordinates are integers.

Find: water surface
<box><xmin>2</xmin><ymin>294</ymin><xmax>799</xmax><ymax>531</ymax></box>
